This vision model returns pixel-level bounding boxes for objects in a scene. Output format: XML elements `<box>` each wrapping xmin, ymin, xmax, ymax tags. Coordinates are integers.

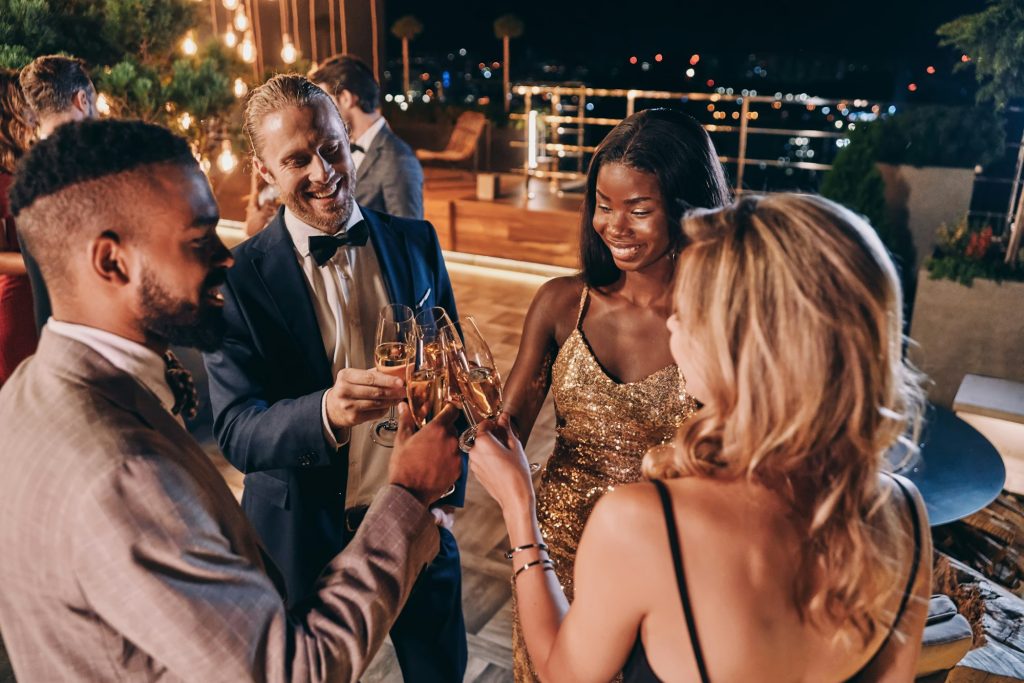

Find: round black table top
<box><xmin>892</xmin><ymin>404</ymin><xmax>1005</xmax><ymax>527</ymax></box>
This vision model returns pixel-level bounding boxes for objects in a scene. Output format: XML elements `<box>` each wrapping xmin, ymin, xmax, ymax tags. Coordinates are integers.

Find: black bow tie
<box><xmin>350</xmin><ymin>142</ymin><xmax>365</xmax><ymax>154</ymax></box>
<box><xmin>163</xmin><ymin>350</ymin><xmax>198</xmax><ymax>420</ymax></box>
<box><xmin>308</xmin><ymin>220</ymin><xmax>369</xmax><ymax>266</ymax></box>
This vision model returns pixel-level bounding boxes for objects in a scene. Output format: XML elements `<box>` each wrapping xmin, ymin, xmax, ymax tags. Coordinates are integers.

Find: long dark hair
<box><xmin>0</xmin><ymin>69</ymin><xmax>35</xmax><ymax>175</ymax></box>
<box><xmin>579</xmin><ymin>108</ymin><xmax>731</xmax><ymax>287</ymax></box>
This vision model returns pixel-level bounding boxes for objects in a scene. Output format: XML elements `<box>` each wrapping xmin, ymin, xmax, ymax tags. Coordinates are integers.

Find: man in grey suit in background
<box><xmin>0</xmin><ymin>119</ymin><xmax>461</xmax><ymax>682</ymax></box>
<box><xmin>310</xmin><ymin>55</ymin><xmax>425</xmax><ymax>219</ymax></box>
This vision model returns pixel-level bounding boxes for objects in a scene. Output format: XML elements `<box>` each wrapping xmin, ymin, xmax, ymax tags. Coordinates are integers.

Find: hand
<box><xmin>389</xmin><ymin>402</ymin><xmax>463</xmax><ymax>505</ymax></box>
<box><xmin>325</xmin><ymin>368</ymin><xmax>405</xmax><ymax>430</ymax></box>
<box><xmin>244</xmin><ymin>202</ymin><xmax>277</xmax><ymax>236</ymax></box>
<box><xmin>469</xmin><ymin>419</ymin><xmax>535</xmax><ymax>521</ymax></box>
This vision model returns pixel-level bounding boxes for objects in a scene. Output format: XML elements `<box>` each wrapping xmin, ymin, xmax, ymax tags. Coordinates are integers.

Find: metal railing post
<box><xmin>736</xmin><ymin>97</ymin><xmax>750</xmax><ymax>193</ymax></box>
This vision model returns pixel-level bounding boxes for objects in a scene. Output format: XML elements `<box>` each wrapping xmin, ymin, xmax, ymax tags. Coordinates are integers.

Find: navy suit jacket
<box><xmin>203</xmin><ymin>206</ymin><xmax>465</xmax><ymax>605</ymax></box>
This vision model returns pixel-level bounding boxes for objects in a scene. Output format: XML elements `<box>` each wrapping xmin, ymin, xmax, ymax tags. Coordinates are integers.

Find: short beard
<box><xmin>292</xmin><ymin>193</ymin><xmax>354</xmax><ymax>233</ymax></box>
<box><xmin>138</xmin><ymin>269</ymin><xmax>226</xmax><ymax>352</ymax></box>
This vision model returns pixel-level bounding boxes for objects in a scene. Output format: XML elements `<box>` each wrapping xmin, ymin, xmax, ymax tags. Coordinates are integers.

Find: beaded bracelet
<box><xmin>504</xmin><ymin>542</ymin><xmax>549</xmax><ymax>560</ymax></box>
<box><xmin>513</xmin><ymin>558</ymin><xmax>555</xmax><ymax>581</ymax></box>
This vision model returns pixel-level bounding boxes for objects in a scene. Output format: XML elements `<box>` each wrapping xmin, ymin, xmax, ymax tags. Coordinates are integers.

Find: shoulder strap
<box><xmin>885</xmin><ymin>475</ymin><xmax>924</xmax><ymax>636</ymax></box>
<box><xmin>574</xmin><ymin>285</ymin><xmax>589</xmax><ymax>330</ymax></box>
<box><xmin>651</xmin><ymin>479</ymin><xmax>711</xmax><ymax>683</ymax></box>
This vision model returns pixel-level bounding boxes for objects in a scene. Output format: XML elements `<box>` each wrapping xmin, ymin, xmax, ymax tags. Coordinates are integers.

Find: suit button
<box><xmin>299</xmin><ymin>453</ymin><xmax>314</xmax><ymax>466</ymax></box>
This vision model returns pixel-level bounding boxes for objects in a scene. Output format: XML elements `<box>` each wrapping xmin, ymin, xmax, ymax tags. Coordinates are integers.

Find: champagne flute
<box><xmin>450</xmin><ymin>316</ymin><xmax>503</xmax><ymax>452</ymax></box>
<box><xmin>406</xmin><ymin>326</ymin><xmax>449</xmax><ymax>429</ymax></box>
<box><xmin>371</xmin><ymin>303</ymin><xmax>414</xmax><ymax>447</ymax></box>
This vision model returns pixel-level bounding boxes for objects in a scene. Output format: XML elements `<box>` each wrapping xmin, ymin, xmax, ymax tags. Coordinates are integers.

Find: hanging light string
<box><xmin>278</xmin><ymin>0</ymin><xmax>289</xmax><ymax>50</ymax></box>
<box><xmin>369</xmin><ymin>0</ymin><xmax>379</xmax><ymax>80</ymax></box>
<box><xmin>308</xmin><ymin>0</ymin><xmax>318</xmax><ymax>65</ymax></box>
<box><xmin>242</xmin><ymin>0</ymin><xmax>259</xmax><ymax>79</ymax></box>
<box><xmin>339</xmin><ymin>0</ymin><xmax>348</xmax><ymax>54</ymax></box>
<box><xmin>290</xmin><ymin>0</ymin><xmax>303</xmax><ymax>56</ymax></box>
<box><xmin>209</xmin><ymin>0</ymin><xmax>219</xmax><ymax>35</ymax></box>
<box><xmin>250</xmin><ymin>0</ymin><xmax>264</xmax><ymax>77</ymax></box>
<box><xmin>328</xmin><ymin>0</ymin><xmax>336</xmax><ymax>55</ymax></box>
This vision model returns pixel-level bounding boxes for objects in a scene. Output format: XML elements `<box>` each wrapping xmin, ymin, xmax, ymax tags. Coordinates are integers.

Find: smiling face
<box><xmin>254</xmin><ymin>98</ymin><xmax>354</xmax><ymax>233</ymax></box>
<box><xmin>592</xmin><ymin>162</ymin><xmax>673</xmax><ymax>272</ymax></box>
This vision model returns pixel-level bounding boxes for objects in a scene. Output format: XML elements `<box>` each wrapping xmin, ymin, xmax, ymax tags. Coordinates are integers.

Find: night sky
<box><xmin>387</xmin><ymin>0</ymin><xmax>987</xmax><ymax>63</ymax></box>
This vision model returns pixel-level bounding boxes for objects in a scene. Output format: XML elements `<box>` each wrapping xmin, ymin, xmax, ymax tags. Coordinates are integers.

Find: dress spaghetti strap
<box><xmin>651</xmin><ymin>479</ymin><xmax>711</xmax><ymax>683</ymax></box>
<box><xmin>574</xmin><ymin>285</ymin><xmax>590</xmax><ymax>330</ymax></box>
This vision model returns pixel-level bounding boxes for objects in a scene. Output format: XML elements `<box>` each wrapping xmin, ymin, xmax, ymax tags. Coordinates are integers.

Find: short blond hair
<box><xmin>243</xmin><ymin>73</ymin><xmax>336</xmax><ymax>159</ymax></box>
<box><xmin>646</xmin><ymin>193</ymin><xmax>924</xmax><ymax>645</ymax></box>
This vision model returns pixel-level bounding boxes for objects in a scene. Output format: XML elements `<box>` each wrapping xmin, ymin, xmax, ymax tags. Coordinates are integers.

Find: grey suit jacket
<box><xmin>0</xmin><ymin>330</ymin><xmax>439</xmax><ymax>682</ymax></box>
<box><xmin>355</xmin><ymin>120</ymin><xmax>424</xmax><ymax>219</ymax></box>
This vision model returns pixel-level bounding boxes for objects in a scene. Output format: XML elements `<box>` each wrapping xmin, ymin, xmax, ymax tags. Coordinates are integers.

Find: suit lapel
<box><xmin>356</xmin><ymin>123</ymin><xmax>388</xmax><ymax>186</ymax></box>
<box><xmin>364</xmin><ymin>207</ymin><xmax>415</xmax><ymax>309</ymax></box>
<box><xmin>251</xmin><ymin>215</ymin><xmax>332</xmax><ymax>383</ymax></box>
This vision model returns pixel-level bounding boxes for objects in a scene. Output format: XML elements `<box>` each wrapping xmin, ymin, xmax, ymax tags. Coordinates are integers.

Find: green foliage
<box><xmin>390</xmin><ymin>15</ymin><xmax>423</xmax><ymax>41</ymax></box>
<box><xmin>494</xmin><ymin>14</ymin><xmax>525</xmax><ymax>40</ymax></box>
<box><xmin>871</xmin><ymin>105</ymin><xmax>1004</xmax><ymax>168</ymax></box>
<box><xmin>938</xmin><ymin>0</ymin><xmax>1024</xmax><ymax>109</ymax></box>
<box><xmin>821</xmin><ymin>124</ymin><xmax>916</xmax><ymax>282</ymax></box>
<box><xmin>1</xmin><ymin>0</ymin><xmax>245</xmax><ymax>160</ymax></box>
<box><xmin>926</xmin><ymin>215</ymin><xmax>1024</xmax><ymax>285</ymax></box>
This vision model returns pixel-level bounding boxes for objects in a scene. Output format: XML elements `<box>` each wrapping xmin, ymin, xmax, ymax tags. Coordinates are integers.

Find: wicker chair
<box><xmin>415</xmin><ymin>111</ymin><xmax>487</xmax><ymax>171</ymax></box>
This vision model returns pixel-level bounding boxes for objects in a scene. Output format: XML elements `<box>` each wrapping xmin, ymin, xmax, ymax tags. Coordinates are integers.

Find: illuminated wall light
<box><xmin>222</xmin><ymin>0</ymin><xmax>238</xmax><ymax>9</ymax></box>
<box><xmin>690</xmin><ymin>54</ymin><xmax>700</xmax><ymax>65</ymax></box>
<box><xmin>240</xmin><ymin>32</ymin><xmax>255</xmax><ymax>63</ymax></box>
<box><xmin>95</xmin><ymin>93</ymin><xmax>111</xmax><ymax>116</ymax></box>
<box><xmin>178</xmin><ymin>112</ymin><xmax>192</xmax><ymax>130</ymax></box>
<box><xmin>281</xmin><ymin>34</ymin><xmax>298</xmax><ymax>64</ymax></box>
<box><xmin>233</xmin><ymin>7</ymin><xmax>249</xmax><ymax>32</ymax></box>
<box><xmin>224</xmin><ymin>29</ymin><xmax>237</xmax><ymax>48</ymax></box>
<box><xmin>685</xmin><ymin>68</ymin><xmax>695</xmax><ymax>78</ymax></box>
<box><xmin>233</xmin><ymin>77</ymin><xmax>248</xmax><ymax>98</ymax></box>
<box><xmin>217</xmin><ymin>140</ymin><xmax>238</xmax><ymax>173</ymax></box>
<box><xmin>926</xmin><ymin>65</ymin><xmax>936</xmax><ymax>75</ymax></box>
<box><xmin>181</xmin><ymin>30</ymin><xmax>198</xmax><ymax>56</ymax></box>
<box><xmin>527</xmin><ymin>110</ymin><xmax>539</xmax><ymax>169</ymax></box>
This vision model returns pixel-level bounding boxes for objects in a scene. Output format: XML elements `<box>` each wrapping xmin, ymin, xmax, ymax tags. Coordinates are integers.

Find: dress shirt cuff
<box><xmin>321</xmin><ymin>389</ymin><xmax>351</xmax><ymax>449</ymax></box>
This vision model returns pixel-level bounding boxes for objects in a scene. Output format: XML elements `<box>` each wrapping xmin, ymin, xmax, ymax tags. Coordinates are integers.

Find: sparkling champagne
<box><xmin>407</xmin><ymin>368</ymin><xmax>448</xmax><ymax>427</ymax></box>
<box><xmin>375</xmin><ymin>342</ymin><xmax>411</xmax><ymax>378</ymax></box>
<box><xmin>456</xmin><ymin>366</ymin><xmax>502</xmax><ymax>419</ymax></box>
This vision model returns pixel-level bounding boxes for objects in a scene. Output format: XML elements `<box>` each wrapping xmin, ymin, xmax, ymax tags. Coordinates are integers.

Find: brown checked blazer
<box><xmin>0</xmin><ymin>329</ymin><xmax>439</xmax><ymax>682</ymax></box>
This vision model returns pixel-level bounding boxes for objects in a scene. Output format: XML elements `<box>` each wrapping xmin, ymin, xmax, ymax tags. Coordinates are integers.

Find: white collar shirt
<box><xmin>351</xmin><ymin>116</ymin><xmax>387</xmax><ymax>171</ymax></box>
<box><xmin>282</xmin><ymin>204</ymin><xmax>393</xmax><ymax>508</ymax></box>
<box><xmin>46</xmin><ymin>319</ymin><xmax>180</xmax><ymax>425</ymax></box>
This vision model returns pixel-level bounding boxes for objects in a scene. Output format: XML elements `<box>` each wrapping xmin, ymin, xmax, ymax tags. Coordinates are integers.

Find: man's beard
<box><xmin>138</xmin><ymin>268</ymin><xmax>227</xmax><ymax>352</ymax></box>
<box><xmin>284</xmin><ymin>177</ymin><xmax>355</xmax><ymax>234</ymax></box>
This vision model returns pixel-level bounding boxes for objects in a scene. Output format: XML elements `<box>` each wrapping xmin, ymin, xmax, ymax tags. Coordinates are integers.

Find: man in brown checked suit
<box><xmin>0</xmin><ymin>118</ymin><xmax>463</xmax><ymax>682</ymax></box>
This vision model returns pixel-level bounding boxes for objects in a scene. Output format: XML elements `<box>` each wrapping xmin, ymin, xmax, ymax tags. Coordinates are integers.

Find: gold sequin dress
<box><xmin>512</xmin><ymin>286</ymin><xmax>697</xmax><ymax>682</ymax></box>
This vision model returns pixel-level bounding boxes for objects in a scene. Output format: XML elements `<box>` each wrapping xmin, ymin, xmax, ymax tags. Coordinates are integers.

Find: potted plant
<box><xmin>909</xmin><ymin>216</ymin><xmax>1024</xmax><ymax>407</ymax></box>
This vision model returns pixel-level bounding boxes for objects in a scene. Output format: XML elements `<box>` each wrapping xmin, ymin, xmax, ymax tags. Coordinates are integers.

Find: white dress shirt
<box><xmin>283</xmin><ymin>205</ymin><xmax>393</xmax><ymax>508</ymax></box>
<box><xmin>351</xmin><ymin>116</ymin><xmax>387</xmax><ymax>171</ymax></box>
<box><xmin>46</xmin><ymin>320</ymin><xmax>179</xmax><ymax>424</ymax></box>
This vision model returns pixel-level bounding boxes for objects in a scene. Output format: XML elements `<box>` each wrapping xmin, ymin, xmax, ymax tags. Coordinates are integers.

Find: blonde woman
<box><xmin>472</xmin><ymin>194</ymin><xmax>931</xmax><ymax>681</ymax></box>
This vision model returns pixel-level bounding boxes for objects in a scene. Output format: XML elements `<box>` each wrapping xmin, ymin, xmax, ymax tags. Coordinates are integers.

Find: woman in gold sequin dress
<box><xmin>499</xmin><ymin>108</ymin><xmax>731</xmax><ymax>681</ymax></box>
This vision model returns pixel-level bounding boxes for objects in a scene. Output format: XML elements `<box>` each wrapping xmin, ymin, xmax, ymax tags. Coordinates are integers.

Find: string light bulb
<box><xmin>281</xmin><ymin>34</ymin><xmax>298</xmax><ymax>64</ymax></box>
<box><xmin>217</xmin><ymin>140</ymin><xmax>238</xmax><ymax>173</ymax></box>
<box><xmin>222</xmin><ymin>0</ymin><xmax>239</xmax><ymax>9</ymax></box>
<box><xmin>233</xmin><ymin>77</ymin><xmax>248</xmax><ymax>98</ymax></box>
<box><xmin>181</xmin><ymin>30</ymin><xmax>198</xmax><ymax>56</ymax></box>
<box><xmin>239</xmin><ymin>32</ymin><xmax>256</xmax><ymax>63</ymax></box>
<box><xmin>178</xmin><ymin>112</ymin><xmax>193</xmax><ymax>130</ymax></box>
<box><xmin>233</xmin><ymin>7</ymin><xmax>249</xmax><ymax>32</ymax></box>
<box><xmin>95</xmin><ymin>93</ymin><xmax>111</xmax><ymax>116</ymax></box>
<box><xmin>224</xmin><ymin>29</ymin><xmax>237</xmax><ymax>48</ymax></box>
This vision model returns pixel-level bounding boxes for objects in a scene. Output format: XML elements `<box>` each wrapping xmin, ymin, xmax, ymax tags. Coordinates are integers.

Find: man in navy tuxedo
<box><xmin>203</xmin><ymin>75</ymin><xmax>466</xmax><ymax>683</ymax></box>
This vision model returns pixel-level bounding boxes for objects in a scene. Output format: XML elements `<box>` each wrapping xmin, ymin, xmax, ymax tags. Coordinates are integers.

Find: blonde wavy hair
<box><xmin>644</xmin><ymin>193</ymin><xmax>924</xmax><ymax>645</ymax></box>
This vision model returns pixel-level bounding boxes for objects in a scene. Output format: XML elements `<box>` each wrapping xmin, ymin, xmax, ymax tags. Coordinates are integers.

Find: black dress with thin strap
<box><xmin>622</xmin><ymin>476</ymin><xmax>923</xmax><ymax>683</ymax></box>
